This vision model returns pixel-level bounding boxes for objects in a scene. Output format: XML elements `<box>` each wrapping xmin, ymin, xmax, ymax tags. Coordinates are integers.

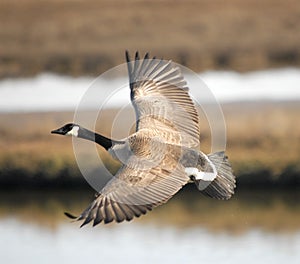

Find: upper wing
<box><xmin>126</xmin><ymin>51</ymin><xmax>200</xmax><ymax>147</ymax></box>
<box><xmin>68</xmin><ymin>144</ymin><xmax>189</xmax><ymax>226</ymax></box>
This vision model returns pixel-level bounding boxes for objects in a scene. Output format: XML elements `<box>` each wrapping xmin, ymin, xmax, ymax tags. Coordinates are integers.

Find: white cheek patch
<box><xmin>66</xmin><ymin>126</ymin><xmax>79</xmax><ymax>137</ymax></box>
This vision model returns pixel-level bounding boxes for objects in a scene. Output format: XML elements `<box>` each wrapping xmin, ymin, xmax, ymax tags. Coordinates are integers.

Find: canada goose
<box><xmin>51</xmin><ymin>51</ymin><xmax>236</xmax><ymax>226</ymax></box>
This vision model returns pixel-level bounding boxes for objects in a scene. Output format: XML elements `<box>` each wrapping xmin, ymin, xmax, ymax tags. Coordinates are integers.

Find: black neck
<box><xmin>78</xmin><ymin>127</ymin><xmax>114</xmax><ymax>150</ymax></box>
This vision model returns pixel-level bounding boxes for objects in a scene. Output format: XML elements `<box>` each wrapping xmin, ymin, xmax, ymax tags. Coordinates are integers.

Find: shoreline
<box><xmin>1</xmin><ymin>101</ymin><xmax>299</xmax><ymax>190</ymax></box>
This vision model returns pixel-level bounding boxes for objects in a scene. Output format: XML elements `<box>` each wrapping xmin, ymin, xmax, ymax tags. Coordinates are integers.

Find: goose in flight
<box><xmin>51</xmin><ymin>51</ymin><xmax>236</xmax><ymax>226</ymax></box>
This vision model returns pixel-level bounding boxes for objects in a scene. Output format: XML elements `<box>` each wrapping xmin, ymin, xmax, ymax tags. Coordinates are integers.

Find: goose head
<box><xmin>51</xmin><ymin>123</ymin><xmax>80</xmax><ymax>137</ymax></box>
<box><xmin>51</xmin><ymin>123</ymin><xmax>114</xmax><ymax>150</ymax></box>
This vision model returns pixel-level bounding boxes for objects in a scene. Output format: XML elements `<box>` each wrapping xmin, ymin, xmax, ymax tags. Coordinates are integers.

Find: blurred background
<box><xmin>0</xmin><ymin>0</ymin><xmax>300</xmax><ymax>263</ymax></box>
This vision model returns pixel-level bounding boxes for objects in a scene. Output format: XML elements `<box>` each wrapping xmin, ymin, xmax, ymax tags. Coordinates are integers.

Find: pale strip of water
<box><xmin>0</xmin><ymin>68</ymin><xmax>300</xmax><ymax>112</ymax></box>
<box><xmin>0</xmin><ymin>218</ymin><xmax>299</xmax><ymax>264</ymax></box>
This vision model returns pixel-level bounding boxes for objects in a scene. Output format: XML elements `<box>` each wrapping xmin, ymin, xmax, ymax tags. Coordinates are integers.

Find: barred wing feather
<box><xmin>126</xmin><ymin>51</ymin><xmax>200</xmax><ymax>147</ymax></box>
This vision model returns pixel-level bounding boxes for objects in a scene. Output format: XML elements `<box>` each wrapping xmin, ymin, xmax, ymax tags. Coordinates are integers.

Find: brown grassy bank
<box><xmin>1</xmin><ymin>189</ymin><xmax>299</xmax><ymax>232</ymax></box>
<box><xmin>0</xmin><ymin>101</ymin><xmax>299</xmax><ymax>190</ymax></box>
<box><xmin>1</xmin><ymin>0</ymin><xmax>300</xmax><ymax>78</ymax></box>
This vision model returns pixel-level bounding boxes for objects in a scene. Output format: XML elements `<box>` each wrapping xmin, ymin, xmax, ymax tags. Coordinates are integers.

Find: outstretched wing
<box><xmin>126</xmin><ymin>51</ymin><xmax>200</xmax><ymax>147</ymax></box>
<box><xmin>67</xmin><ymin>144</ymin><xmax>189</xmax><ymax>226</ymax></box>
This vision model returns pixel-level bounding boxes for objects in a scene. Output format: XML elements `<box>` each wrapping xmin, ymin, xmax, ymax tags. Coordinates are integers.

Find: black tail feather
<box><xmin>201</xmin><ymin>151</ymin><xmax>236</xmax><ymax>200</ymax></box>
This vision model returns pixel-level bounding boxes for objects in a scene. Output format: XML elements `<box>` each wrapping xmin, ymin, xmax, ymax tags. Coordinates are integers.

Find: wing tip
<box><xmin>125</xmin><ymin>50</ymin><xmax>153</xmax><ymax>62</ymax></box>
<box><xmin>64</xmin><ymin>211</ymin><xmax>78</xmax><ymax>219</ymax></box>
<box><xmin>125</xmin><ymin>50</ymin><xmax>130</xmax><ymax>63</ymax></box>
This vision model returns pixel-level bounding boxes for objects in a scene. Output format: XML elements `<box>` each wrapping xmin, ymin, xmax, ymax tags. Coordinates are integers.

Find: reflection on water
<box><xmin>0</xmin><ymin>189</ymin><xmax>299</xmax><ymax>264</ymax></box>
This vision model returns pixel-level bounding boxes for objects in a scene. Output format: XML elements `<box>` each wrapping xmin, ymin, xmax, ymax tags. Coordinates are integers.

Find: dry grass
<box><xmin>1</xmin><ymin>0</ymin><xmax>300</xmax><ymax>77</ymax></box>
<box><xmin>223</xmin><ymin>102</ymin><xmax>300</xmax><ymax>174</ymax></box>
<box><xmin>0</xmin><ymin>101</ymin><xmax>300</xmax><ymax>188</ymax></box>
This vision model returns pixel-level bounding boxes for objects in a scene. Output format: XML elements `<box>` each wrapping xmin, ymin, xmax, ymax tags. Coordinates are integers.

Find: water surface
<box><xmin>0</xmin><ymin>190</ymin><xmax>299</xmax><ymax>264</ymax></box>
<box><xmin>1</xmin><ymin>68</ymin><xmax>300</xmax><ymax>112</ymax></box>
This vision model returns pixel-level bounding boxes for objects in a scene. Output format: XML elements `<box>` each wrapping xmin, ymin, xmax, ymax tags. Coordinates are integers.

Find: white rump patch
<box><xmin>185</xmin><ymin>156</ymin><xmax>218</xmax><ymax>191</ymax></box>
<box><xmin>66</xmin><ymin>126</ymin><xmax>79</xmax><ymax>137</ymax></box>
<box><xmin>185</xmin><ymin>166</ymin><xmax>217</xmax><ymax>182</ymax></box>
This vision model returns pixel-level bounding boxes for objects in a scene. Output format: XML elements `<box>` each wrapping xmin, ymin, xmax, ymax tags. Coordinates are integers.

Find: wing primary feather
<box><xmin>126</xmin><ymin>52</ymin><xmax>133</xmax><ymax>84</ymax></box>
<box><xmin>64</xmin><ymin>212</ymin><xmax>78</xmax><ymax>219</ymax></box>
<box><xmin>103</xmin><ymin>198</ymin><xmax>114</xmax><ymax>224</ymax></box>
<box><xmin>93</xmin><ymin>208</ymin><xmax>103</xmax><ymax>226</ymax></box>
<box><xmin>125</xmin><ymin>50</ymin><xmax>130</xmax><ymax>62</ymax></box>
<box><xmin>135</xmin><ymin>51</ymin><xmax>140</xmax><ymax>61</ymax></box>
<box><xmin>153</xmin><ymin>65</ymin><xmax>178</xmax><ymax>83</ymax></box>
<box><xmin>80</xmin><ymin>215</ymin><xmax>93</xmax><ymax>227</ymax></box>
<box><xmin>132</xmin><ymin>52</ymin><xmax>141</xmax><ymax>80</ymax></box>
<box><xmin>148</xmin><ymin>59</ymin><xmax>166</xmax><ymax>77</ymax></box>
<box><xmin>142</xmin><ymin>58</ymin><xmax>161</xmax><ymax>80</ymax></box>
<box><xmin>156</xmin><ymin>69</ymin><xmax>180</xmax><ymax>83</ymax></box>
<box><xmin>111</xmin><ymin>202</ymin><xmax>126</xmax><ymax>223</ymax></box>
<box><xmin>109</xmin><ymin>193</ymin><xmax>135</xmax><ymax>221</ymax></box>
<box><xmin>77</xmin><ymin>201</ymin><xmax>95</xmax><ymax>220</ymax></box>
<box><xmin>118</xmin><ymin>196</ymin><xmax>146</xmax><ymax>216</ymax></box>
<box><xmin>83</xmin><ymin>212</ymin><xmax>95</xmax><ymax>227</ymax></box>
<box><xmin>139</xmin><ymin>54</ymin><xmax>151</xmax><ymax>77</ymax></box>
<box><xmin>117</xmin><ymin>203</ymin><xmax>135</xmax><ymax>221</ymax></box>
<box><xmin>148</xmin><ymin>59</ymin><xmax>171</xmax><ymax>80</ymax></box>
